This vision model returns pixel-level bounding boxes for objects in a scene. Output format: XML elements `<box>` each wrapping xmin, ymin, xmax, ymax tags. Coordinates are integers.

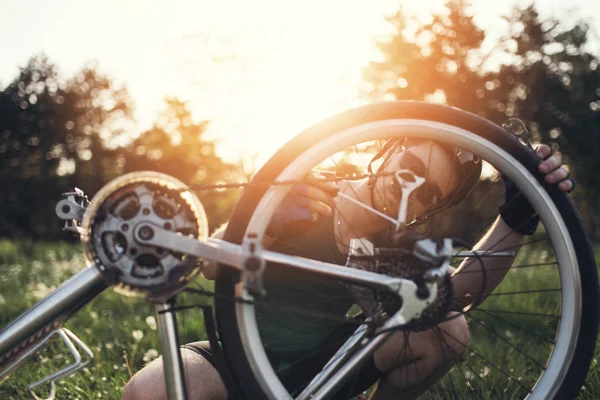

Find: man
<box><xmin>122</xmin><ymin>138</ymin><xmax>573</xmax><ymax>400</ymax></box>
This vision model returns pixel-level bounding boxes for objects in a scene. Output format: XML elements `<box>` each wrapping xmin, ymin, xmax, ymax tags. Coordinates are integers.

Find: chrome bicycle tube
<box><xmin>156</xmin><ymin>301</ymin><xmax>188</xmax><ymax>400</ymax></box>
<box><xmin>0</xmin><ymin>265</ymin><xmax>107</xmax><ymax>364</ymax></box>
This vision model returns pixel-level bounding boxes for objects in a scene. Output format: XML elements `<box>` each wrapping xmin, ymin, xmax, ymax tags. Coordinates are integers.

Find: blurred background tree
<box><xmin>0</xmin><ymin>56</ymin><xmax>240</xmax><ymax>238</ymax></box>
<box><xmin>0</xmin><ymin>55</ymin><xmax>133</xmax><ymax>237</ymax></box>
<box><xmin>362</xmin><ymin>0</ymin><xmax>600</xmax><ymax>240</ymax></box>
<box><xmin>1</xmin><ymin>1</ymin><xmax>599</xmax><ymax>240</ymax></box>
<box><xmin>120</xmin><ymin>98</ymin><xmax>240</xmax><ymax>229</ymax></box>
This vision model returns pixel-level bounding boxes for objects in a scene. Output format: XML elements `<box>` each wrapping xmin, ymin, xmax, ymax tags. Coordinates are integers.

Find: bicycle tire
<box><xmin>215</xmin><ymin>101</ymin><xmax>599</xmax><ymax>399</ymax></box>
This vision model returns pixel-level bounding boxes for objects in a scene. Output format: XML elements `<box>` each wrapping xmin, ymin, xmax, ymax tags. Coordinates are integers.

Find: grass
<box><xmin>0</xmin><ymin>240</ymin><xmax>211</xmax><ymax>399</ymax></box>
<box><xmin>0</xmin><ymin>238</ymin><xmax>599</xmax><ymax>399</ymax></box>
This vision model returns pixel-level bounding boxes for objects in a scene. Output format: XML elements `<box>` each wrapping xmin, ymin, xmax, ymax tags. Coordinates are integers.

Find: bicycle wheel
<box><xmin>214</xmin><ymin>101</ymin><xmax>598</xmax><ymax>399</ymax></box>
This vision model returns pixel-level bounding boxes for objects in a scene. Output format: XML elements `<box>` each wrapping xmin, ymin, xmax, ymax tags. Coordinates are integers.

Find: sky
<box><xmin>1</xmin><ymin>0</ymin><xmax>598</xmax><ymax>171</ymax></box>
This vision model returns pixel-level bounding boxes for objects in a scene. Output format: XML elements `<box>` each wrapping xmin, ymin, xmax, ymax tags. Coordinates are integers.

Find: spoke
<box><xmin>432</xmin><ymin>326</ymin><xmax>501</xmax><ymax>399</ymax></box>
<box><xmin>494</xmin><ymin>236</ymin><xmax>550</xmax><ymax>252</ymax></box>
<box><xmin>431</xmin><ymin>327</ymin><xmax>465</xmax><ymax>398</ymax></box>
<box><xmin>446</xmin><ymin>177</ymin><xmax>501</xmax><ymax>255</ymax></box>
<box><xmin>284</xmin><ymin>332</ymin><xmax>364</xmax><ymax>397</ymax></box>
<box><xmin>474</xmin><ymin>309</ymin><xmax>560</xmax><ymax>318</ymax></box>
<box><xmin>467</xmin><ymin>306</ymin><xmax>556</xmax><ymax>345</ymax></box>
<box><xmin>422</xmin><ymin>141</ymin><xmax>435</xmax><ymax>237</ymax></box>
<box><xmin>452</xmin><ymin>232</ymin><xmax>551</xmax><ymax>273</ymax></box>
<box><xmin>454</xmin><ymin>288</ymin><xmax>561</xmax><ymax>299</ymax></box>
<box><xmin>452</xmin><ymin>261</ymin><xmax>557</xmax><ymax>274</ymax></box>
<box><xmin>338</xmin><ymin>192</ymin><xmax>396</xmax><ymax>225</ymax></box>
<box><xmin>435</xmin><ymin>325</ymin><xmax>533</xmax><ymax>395</ymax></box>
<box><xmin>397</xmin><ymin>331</ymin><xmax>414</xmax><ymax>390</ymax></box>
<box><xmin>472</xmin><ymin>191</ymin><xmax>542</xmax><ymax>254</ymax></box>
<box><xmin>467</xmin><ymin>313</ymin><xmax>547</xmax><ymax>369</ymax></box>
<box><xmin>406</xmin><ymin>331</ymin><xmax>424</xmax><ymax>386</ymax></box>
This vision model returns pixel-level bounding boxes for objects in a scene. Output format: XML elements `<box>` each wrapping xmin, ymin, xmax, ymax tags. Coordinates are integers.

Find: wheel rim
<box><xmin>232</xmin><ymin>119</ymin><xmax>581</xmax><ymax>400</ymax></box>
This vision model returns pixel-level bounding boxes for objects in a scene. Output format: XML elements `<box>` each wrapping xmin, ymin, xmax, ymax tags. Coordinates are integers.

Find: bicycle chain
<box><xmin>187</xmin><ymin>171</ymin><xmax>396</xmax><ymax>191</ymax></box>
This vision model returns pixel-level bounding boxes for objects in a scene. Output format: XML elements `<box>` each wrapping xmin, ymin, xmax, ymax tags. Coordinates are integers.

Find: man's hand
<box><xmin>500</xmin><ymin>144</ymin><xmax>574</xmax><ymax>235</ymax></box>
<box><xmin>536</xmin><ymin>144</ymin><xmax>574</xmax><ymax>192</ymax></box>
<box><xmin>265</xmin><ymin>171</ymin><xmax>338</xmax><ymax>239</ymax></box>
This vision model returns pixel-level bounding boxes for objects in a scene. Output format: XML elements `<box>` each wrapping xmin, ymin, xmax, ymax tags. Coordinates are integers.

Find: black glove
<box><xmin>498</xmin><ymin>177</ymin><xmax>540</xmax><ymax>236</ymax></box>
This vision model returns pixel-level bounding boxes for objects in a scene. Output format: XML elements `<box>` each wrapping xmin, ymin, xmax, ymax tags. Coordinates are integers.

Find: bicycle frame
<box><xmin>0</xmin><ymin>226</ymin><xmax>515</xmax><ymax>400</ymax></box>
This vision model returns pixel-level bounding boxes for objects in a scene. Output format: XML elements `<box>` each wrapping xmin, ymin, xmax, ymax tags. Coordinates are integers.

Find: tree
<box><xmin>362</xmin><ymin>0</ymin><xmax>501</xmax><ymax>118</ymax></box>
<box><xmin>0</xmin><ymin>54</ymin><xmax>134</xmax><ymax>237</ymax></box>
<box><xmin>362</xmin><ymin>1</ymin><xmax>600</xmax><ymax>238</ymax></box>
<box><xmin>492</xmin><ymin>7</ymin><xmax>600</xmax><ymax>197</ymax></box>
<box><xmin>121</xmin><ymin>98</ymin><xmax>241</xmax><ymax>229</ymax></box>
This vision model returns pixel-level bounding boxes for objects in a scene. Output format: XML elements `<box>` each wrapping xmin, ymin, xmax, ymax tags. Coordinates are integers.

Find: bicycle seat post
<box><xmin>156</xmin><ymin>300</ymin><xmax>188</xmax><ymax>400</ymax></box>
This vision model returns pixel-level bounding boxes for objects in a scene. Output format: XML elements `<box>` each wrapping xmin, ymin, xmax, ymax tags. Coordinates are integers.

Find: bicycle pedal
<box><xmin>55</xmin><ymin>188</ymin><xmax>90</xmax><ymax>235</ymax></box>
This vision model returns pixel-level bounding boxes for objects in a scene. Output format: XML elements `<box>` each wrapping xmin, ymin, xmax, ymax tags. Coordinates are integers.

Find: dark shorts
<box><xmin>183</xmin><ymin>323</ymin><xmax>384</xmax><ymax>399</ymax></box>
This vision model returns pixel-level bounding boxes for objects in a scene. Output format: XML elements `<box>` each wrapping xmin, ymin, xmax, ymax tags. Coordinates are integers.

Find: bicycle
<box><xmin>0</xmin><ymin>101</ymin><xmax>598</xmax><ymax>399</ymax></box>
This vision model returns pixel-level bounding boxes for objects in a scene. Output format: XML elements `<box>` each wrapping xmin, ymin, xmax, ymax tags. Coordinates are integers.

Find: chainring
<box><xmin>81</xmin><ymin>172</ymin><xmax>208</xmax><ymax>301</ymax></box>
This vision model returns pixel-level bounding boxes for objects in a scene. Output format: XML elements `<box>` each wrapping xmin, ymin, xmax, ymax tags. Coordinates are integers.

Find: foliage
<box><xmin>120</xmin><ymin>98</ymin><xmax>240</xmax><ymax>229</ymax></box>
<box><xmin>362</xmin><ymin>0</ymin><xmax>600</xmax><ymax>238</ymax></box>
<box><xmin>0</xmin><ymin>240</ymin><xmax>212</xmax><ymax>399</ymax></box>
<box><xmin>0</xmin><ymin>56</ymin><xmax>241</xmax><ymax>238</ymax></box>
<box><xmin>1</xmin><ymin>240</ymin><xmax>599</xmax><ymax>399</ymax></box>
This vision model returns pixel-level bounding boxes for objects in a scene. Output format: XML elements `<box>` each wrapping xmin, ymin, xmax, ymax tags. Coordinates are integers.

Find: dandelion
<box><xmin>143</xmin><ymin>349</ymin><xmax>159</xmax><ymax>363</ymax></box>
<box><xmin>30</xmin><ymin>282</ymin><xmax>54</xmax><ymax>299</ymax></box>
<box><xmin>132</xmin><ymin>330</ymin><xmax>144</xmax><ymax>342</ymax></box>
<box><xmin>145</xmin><ymin>316</ymin><xmax>157</xmax><ymax>331</ymax></box>
<box><xmin>89</xmin><ymin>311</ymin><xmax>98</xmax><ymax>319</ymax></box>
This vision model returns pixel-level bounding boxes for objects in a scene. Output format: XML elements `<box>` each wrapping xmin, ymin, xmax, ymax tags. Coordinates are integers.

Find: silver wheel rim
<box><xmin>233</xmin><ymin>119</ymin><xmax>580</xmax><ymax>400</ymax></box>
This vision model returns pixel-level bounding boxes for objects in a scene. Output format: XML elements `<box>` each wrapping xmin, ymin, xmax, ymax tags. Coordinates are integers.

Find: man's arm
<box><xmin>450</xmin><ymin>144</ymin><xmax>573</xmax><ymax>310</ymax></box>
<box><xmin>451</xmin><ymin>216</ymin><xmax>523</xmax><ymax>309</ymax></box>
<box><xmin>201</xmin><ymin>172</ymin><xmax>337</xmax><ymax>281</ymax></box>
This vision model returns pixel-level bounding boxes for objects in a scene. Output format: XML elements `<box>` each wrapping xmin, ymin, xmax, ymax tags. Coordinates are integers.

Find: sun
<box><xmin>134</xmin><ymin>0</ymin><xmax>451</xmax><ymax>172</ymax></box>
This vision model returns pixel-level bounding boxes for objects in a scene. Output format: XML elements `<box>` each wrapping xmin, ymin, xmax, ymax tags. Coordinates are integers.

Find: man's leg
<box><xmin>370</xmin><ymin>313</ymin><xmax>469</xmax><ymax>400</ymax></box>
<box><xmin>121</xmin><ymin>342</ymin><xmax>228</xmax><ymax>400</ymax></box>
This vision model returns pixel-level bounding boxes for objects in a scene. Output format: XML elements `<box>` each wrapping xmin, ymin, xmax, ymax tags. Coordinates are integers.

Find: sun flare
<box><xmin>162</xmin><ymin>0</ymin><xmax>451</xmax><ymax>171</ymax></box>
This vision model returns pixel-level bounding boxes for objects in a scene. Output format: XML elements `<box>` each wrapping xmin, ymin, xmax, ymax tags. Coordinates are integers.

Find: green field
<box><xmin>0</xmin><ymin>239</ymin><xmax>599</xmax><ymax>399</ymax></box>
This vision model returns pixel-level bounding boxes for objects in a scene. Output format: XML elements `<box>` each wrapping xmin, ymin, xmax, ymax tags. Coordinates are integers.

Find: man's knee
<box><xmin>121</xmin><ymin>347</ymin><xmax>228</xmax><ymax>400</ymax></box>
<box><xmin>437</xmin><ymin>313</ymin><xmax>470</xmax><ymax>361</ymax></box>
<box><xmin>122</xmin><ymin>357</ymin><xmax>167</xmax><ymax>400</ymax></box>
